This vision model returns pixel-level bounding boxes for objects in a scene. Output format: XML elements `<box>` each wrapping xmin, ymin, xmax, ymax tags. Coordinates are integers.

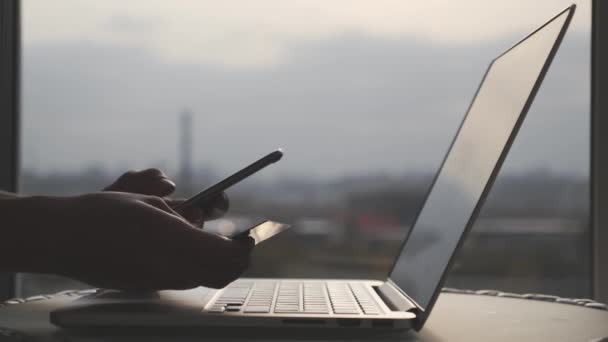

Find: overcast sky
<box><xmin>20</xmin><ymin>0</ymin><xmax>591</xmax><ymax>180</ymax></box>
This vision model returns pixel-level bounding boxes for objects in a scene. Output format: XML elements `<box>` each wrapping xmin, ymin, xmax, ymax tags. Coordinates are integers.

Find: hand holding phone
<box><xmin>174</xmin><ymin>149</ymin><xmax>283</xmax><ymax>214</ymax></box>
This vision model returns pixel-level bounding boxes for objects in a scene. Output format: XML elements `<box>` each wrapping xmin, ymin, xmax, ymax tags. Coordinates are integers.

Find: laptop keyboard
<box><xmin>208</xmin><ymin>281</ymin><xmax>381</xmax><ymax>315</ymax></box>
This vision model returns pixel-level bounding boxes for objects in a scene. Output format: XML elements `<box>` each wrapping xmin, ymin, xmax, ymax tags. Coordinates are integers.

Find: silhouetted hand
<box><xmin>104</xmin><ymin>168</ymin><xmax>229</xmax><ymax>227</ymax></box>
<box><xmin>27</xmin><ymin>192</ymin><xmax>253</xmax><ymax>290</ymax></box>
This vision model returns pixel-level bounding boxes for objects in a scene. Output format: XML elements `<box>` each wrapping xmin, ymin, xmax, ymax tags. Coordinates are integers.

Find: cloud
<box><xmin>23</xmin><ymin>0</ymin><xmax>589</xmax><ymax>68</ymax></box>
<box><xmin>21</xmin><ymin>29</ymin><xmax>589</xmax><ymax>179</ymax></box>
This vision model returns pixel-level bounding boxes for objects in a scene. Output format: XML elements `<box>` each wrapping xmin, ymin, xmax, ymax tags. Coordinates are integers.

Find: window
<box><xmin>18</xmin><ymin>0</ymin><xmax>591</xmax><ymax>298</ymax></box>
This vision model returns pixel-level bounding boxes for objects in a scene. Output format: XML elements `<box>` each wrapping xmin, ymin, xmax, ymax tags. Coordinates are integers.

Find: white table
<box><xmin>1</xmin><ymin>290</ymin><xmax>607</xmax><ymax>341</ymax></box>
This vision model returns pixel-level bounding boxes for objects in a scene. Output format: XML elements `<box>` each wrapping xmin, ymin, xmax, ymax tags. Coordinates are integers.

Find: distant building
<box><xmin>179</xmin><ymin>109</ymin><xmax>193</xmax><ymax>194</ymax></box>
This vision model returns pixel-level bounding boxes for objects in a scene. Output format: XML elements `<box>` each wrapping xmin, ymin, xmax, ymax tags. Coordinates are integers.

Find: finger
<box><xmin>133</xmin><ymin>169</ymin><xmax>176</xmax><ymax>197</ymax></box>
<box><xmin>169</xmin><ymin>230</ymin><xmax>254</xmax><ymax>289</ymax></box>
<box><xmin>182</xmin><ymin>229</ymin><xmax>241</xmax><ymax>260</ymax></box>
<box><xmin>138</xmin><ymin>168</ymin><xmax>168</xmax><ymax>179</ymax></box>
<box><xmin>103</xmin><ymin>170</ymin><xmax>137</xmax><ymax>191</ymax></box>
<box><xmin>141</xmin><ymin>196</ymin><xmax>184</xmax><ymax>219</ymax></box>
<box><xmin>105</xmin><ymin>169</ymin><xmax>176</xmax><ymax>197</ymax></box>
<box><xmin>233</xmin><ymin>235</ymin><xmax>255</xmax><ymax>251</ymax></box>
<box><xmin>168</xmin><ymin>199</ymin><xmax>204</xmax><ymax>226</ymax></box>
<box><xmin>201</xmin><ymin>193</ymin><xmax>230</xmax><ymax>221</ymax></box>
<box><xmin>227</xmin><ymin>249</ymin><xmax>252</xmax><ymax>276</ymax></box>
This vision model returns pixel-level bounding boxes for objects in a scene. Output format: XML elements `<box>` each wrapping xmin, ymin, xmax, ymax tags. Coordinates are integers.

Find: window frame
<box><xmin>0</xmin><ymin>0</ymin><xmax>20</xmax><ymax>301</ymax></box>
<box><xmin>592</xmin><ymin>0</ymin><xmax>608</xmax><ymax>304</ymax></box>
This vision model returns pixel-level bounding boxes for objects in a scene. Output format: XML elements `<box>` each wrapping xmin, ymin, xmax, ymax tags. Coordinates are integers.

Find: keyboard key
<box><xmin>302</xmin><ymin>282</ymin><xmax>329</xmax><ymax>314</ymax></box>
<box><xmin>275</xmin><ymin>305</ymin><xmax>299</xmax><ymax>310</ymax></box>
<box><xmin>274</xmin><ymin>282</ymin><xmax>303</xmax><ymax>313</ymax></box>
<box><xmin>244</xmin><ymin>306</ymin><xmax>271</xmax><ymax>313</ymax></box>
<box><xmin>212</xmin><ymin>283</ymin><xmax>255</xmax><ymax>312</ymax></box>
<box><xmin>348</xmin><ymin>283</ymin><xmax>382</xmax><ymax>315</ymax></box>
<box><xmin>326</xmin><ymin>283</ymin><xmax>362</xmax><ymax>315</ymax></box>
<box><xmin>215</xmin><ymin>300</ymin><xmax>245</xmax><ymax>305</ymax></box>
<box><xmin>333</xmin><ymin>309</ymin><xmax>359</xmax><ymax>314</ymax></box>
<box><xmin>242</xmin><ymin>282</ymin><xmax>277</xmax><ymax>313</ymax></box>
<box><xmin>208</xmin><ymin>306</ymin><xmax>226</xmax><ymax>313</ymax></box>
<box><xmin>303</xmin><ymin>309</ymin><xmax>329</xmax><ymax>314</ymax></box>
<box><xmin>275</xmin><ymin>309</ymin><xmax>300</xmax><ymax>313</ymax></box>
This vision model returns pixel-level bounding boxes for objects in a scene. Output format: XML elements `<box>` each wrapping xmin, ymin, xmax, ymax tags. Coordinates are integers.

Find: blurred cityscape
<box><xmin>17</xmin><ymin>114</ymin><xmax>590</xmax><ymax>298</ymax></box>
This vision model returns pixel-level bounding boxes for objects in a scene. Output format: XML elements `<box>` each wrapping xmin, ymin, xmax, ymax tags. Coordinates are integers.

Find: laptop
<box><xmin>51</xmin><ymin>5</ymin><xmax>575</xmax><ymax>332</ymax></box>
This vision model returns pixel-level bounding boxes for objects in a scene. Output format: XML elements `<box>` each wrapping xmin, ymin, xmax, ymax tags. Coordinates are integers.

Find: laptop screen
<box><xmin>389</xmin><ymin>8</ymin><xmax>572</xmax><ymax>311</ymax></box>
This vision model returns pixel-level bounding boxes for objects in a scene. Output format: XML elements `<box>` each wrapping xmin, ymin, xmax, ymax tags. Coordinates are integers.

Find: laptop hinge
<box><xmin>375</xmin><ymin>282</ymin><xmax>417</xmax><ymax>313</ymax></box>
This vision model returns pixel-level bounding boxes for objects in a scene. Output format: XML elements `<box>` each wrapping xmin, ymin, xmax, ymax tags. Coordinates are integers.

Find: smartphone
<box><xmin>174</xmin><ymin>149</ymin><xmax>283</xmax><ymax>212</ymax></box>
<box><xmin>226</xmin><ymin>220</ymin><xmax>291</xmax><ymax>245</ymax></box>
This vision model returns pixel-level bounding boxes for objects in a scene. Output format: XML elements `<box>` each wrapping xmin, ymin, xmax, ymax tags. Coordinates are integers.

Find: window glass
<box><xmin>19</xmin><ymin>0</ymin><xmax>590</xmax><ymax>298</ymax></box>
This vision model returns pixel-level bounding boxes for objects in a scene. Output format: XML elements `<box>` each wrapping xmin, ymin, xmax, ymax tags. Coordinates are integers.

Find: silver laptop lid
<box><xmin>387</xmin><ymin>5</ymin><xmax>575</xmax><ymax>329</ymax></box>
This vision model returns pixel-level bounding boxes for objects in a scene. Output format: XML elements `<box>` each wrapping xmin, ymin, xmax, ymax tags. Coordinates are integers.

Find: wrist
<box><xmin>0</xmin><ymin>195</ymin><xmax>71</xmax><ymax>273</ymax></box>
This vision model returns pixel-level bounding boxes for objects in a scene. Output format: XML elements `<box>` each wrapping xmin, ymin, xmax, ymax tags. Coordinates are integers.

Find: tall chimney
<box><xmin>179</xmin><ymin>109</ymin><xmax>193</xmax><ymax>194</ymax></box>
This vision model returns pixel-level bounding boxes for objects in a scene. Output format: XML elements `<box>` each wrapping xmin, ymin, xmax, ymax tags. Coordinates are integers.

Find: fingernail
<box><xmin>162</xmin><ymin>178</ymin><xmax>176</xmax><ymax>187</ymax></box>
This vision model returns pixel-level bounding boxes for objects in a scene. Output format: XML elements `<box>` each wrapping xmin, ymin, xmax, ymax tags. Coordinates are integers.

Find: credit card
<box><xmin>227</xmin><ymin>220</ymin><xmax>291</xmax><ymax>245</ymax></box>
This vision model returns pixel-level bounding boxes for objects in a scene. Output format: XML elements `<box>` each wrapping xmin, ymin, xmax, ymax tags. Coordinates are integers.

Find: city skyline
<box><xmin>20</xmin><ymin>1</ymin><xmax>590</xmax><ymax>179</ymax></box>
